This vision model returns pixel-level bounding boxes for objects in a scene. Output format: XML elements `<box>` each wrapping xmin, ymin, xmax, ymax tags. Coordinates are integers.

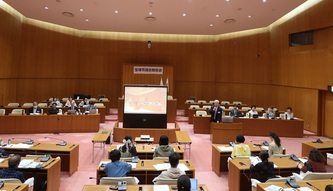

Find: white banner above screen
<box><xmin>133</xmin><ymin>66</ymin><xmax>163</xmax><ymax>74</ymax></box>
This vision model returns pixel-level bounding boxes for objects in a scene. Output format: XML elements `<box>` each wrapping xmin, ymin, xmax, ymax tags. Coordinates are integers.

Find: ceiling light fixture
<box><xmin>149</xmin><ymin>12</ymin><xmax>153</xmax><ymax>16</ymax></box>
<box><xmin>145</xmin><ymin>16</ymin><xmax>156</xmax><ymax>22</ymax></box>
<box><xmin>80</xmin><ymin>8</ymin><xmax>84</xmax><ymax>12</ymax></box>
<box><xmin>248</xmin><ymin>15</ymin><xmax>252</xmax><ymax>18</ymax></box>
<box><xmin>216</xmin><ymin>14</ymin><xmax>220</xmax><ymax>18</ymax></box>
<box><xmin>224</xmin><ymin>18</ymin><xmax>235</xmax><ymax>24</ymax></box>
<box><xmin>62</xmin><ymin>12</ymin><xmax>75</xmax><ymax>18</ymax></box>
<box><xmin>85</xmin><ymin>19</ymin><xmax>89</xmax><ymax>22</ymax></box>
<box><xmin>209</xmin><ymin>24</ymin><xmax>214</xmax><ymax>27</ymax></box>
<box><xmin>114</xmin><ymin>10</ymin><xmax>118</xmax><ymax>14</ymax></box>
<box><xmin>44</xmin><ymin>6</ymin><xmax>49</xmax><ymax>10</ymax></box>
<box><xmin>182</xmin><ymin>13</ymin><xmax>186</xmax><ymax>17</ymax></box>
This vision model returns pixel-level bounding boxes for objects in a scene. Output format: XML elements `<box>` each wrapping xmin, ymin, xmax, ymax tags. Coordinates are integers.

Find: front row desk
<box><xmin>82</xmin><ymin>185</ymin><xmax>209</xmax><ymax>191</ymax></box>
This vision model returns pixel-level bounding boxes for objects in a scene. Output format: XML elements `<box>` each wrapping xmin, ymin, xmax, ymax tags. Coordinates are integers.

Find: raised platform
<box><xmin>113</xmin><ymin>122</ymin><xmax>180</xmax><ymax>143</ymax></box>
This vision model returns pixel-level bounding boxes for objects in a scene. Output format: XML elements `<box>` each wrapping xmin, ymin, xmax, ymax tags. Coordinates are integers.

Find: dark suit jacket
<box><xmin>28</xmin><ymin>106</ymin><xmax>42</xmax><ymax>114</ymax></box>
<box><xmin>230</xmin><ymin>109</ymin><xmax>242</xmax><ymax>117</ymax></box>
<box><xmin>48</xmin><ymin>108</ymin><xmax>59</xmax><ymax>115</ymax></box>
<box><xmin>67</xmin><ymin>106</ymin><xmax>80</xmax><ymax>114</ymax></box>
<box><xmin>209</xmin><ymin>106</ymin><xmax>223</xmax><ymax>122</ymax></box>
<box><xmin>250</xmin><ymin>161</ymin><xmax>276</xmax><ymax>182</ymax></box>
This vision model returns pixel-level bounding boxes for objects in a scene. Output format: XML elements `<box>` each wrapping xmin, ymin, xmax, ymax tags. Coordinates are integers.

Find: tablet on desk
<box><xmin>190</xmin><ymin>178</ymin><xmax>198</xmax><ymax>191</ymax></box>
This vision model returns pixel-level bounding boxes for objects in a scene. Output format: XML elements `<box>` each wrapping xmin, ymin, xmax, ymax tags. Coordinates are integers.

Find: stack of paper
<box><xmin>154</xmin><ymin>185</ymin><xmax>169</xmax><ymax>191</ymax></box>
<box><xmin>217</xmin><ymin>146</ymin><xmax>233</xmax><ymax>151</ymax></box>
<box><xmin>264</xmin><ymin>185</ymin><xmax>283</xmax><ymax>191</ymax></box>
<box><xmin>128</xmin><ymin>163</ymin><xmax>137</xmax><ymax>169</ymax></box>
<box><xmin>153</xmin><ymin>163</ymin><xmax>189</xmax><ymax>171</ymax></box>
<box><xmin>5</xmin><ymin>143</ymin><xmax>32</xmax><ymax>149</ymax></box>
<box><xmin>18</xmin><ymin>159</ymin><xmax>40</xmax><ymax>168</ymax></box>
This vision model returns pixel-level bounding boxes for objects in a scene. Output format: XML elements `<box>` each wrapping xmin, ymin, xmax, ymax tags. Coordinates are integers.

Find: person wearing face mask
<box><xmin>28</xmin><ymin>101</ymin><xmax>42</xmax><ymax>115</ymax></box>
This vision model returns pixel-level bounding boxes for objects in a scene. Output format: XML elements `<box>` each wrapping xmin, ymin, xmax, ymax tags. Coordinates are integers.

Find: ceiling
<box><xmin>3</xmin><ymin>0</ymin><xmax>307</xmax><ymax>35</ymax></box>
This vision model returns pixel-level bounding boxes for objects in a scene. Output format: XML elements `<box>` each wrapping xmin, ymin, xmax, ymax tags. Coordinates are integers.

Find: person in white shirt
<box><xmin>247</xmin><ymin>105</ymin><xmax>258</xmax><ymax>117</ymax></box>
<box><xmin>266</xmin><ymin>107</ymin><xmax>276</xmax><ymax>118</ymax></box>
<box><xmin>153</xmin><ymin>152</ymin><xmax>185</xmax><ymax>182</ymax></box>
<box><xmin>65</xmin><ymin>97</ymin><xmax>77</xmax><ymax>107</ymax></box>
<box><xmin>79</xmin><ymin>97</ymin><xmax>90</xmax><ymax>107</ymax></box>
<box><xmin>49</xmin><ymin>97</ymin><xmax>61</xmax><ymax>107</ymax></box>
<box><xmin>284</xmin><ymin>107</ymin><xmax>294</xmax><ymax>120</ymax></box>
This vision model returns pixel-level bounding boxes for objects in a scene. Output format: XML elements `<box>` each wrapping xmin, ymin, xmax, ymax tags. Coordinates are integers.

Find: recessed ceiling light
<box><xmin>149</xmin><ymin>12</ymin><xmax>153</xmax><ymax>16</ymax></box>
<box><xmin>225</xmin><ymin>0</ymin><xmax>230</xmax><ymax>2</ymax></box>
<box><xmin>85</xmin><ymin>19</ymin><xmax>89</xmax><ymax>22</ymax></box>
<box><xmin>182</xmin><ymin>13</ymin><xmax>186</xmax><ymax>17</ymax></box>
<box><xmin>248</xmin><ymin>15</ymin><xmax>252</xmax><ymax>18</ymax></box>
<box><xmin>263</xmin><ymin>0</ymin><xmax>267</xmax><ymax>2</ymax></box>
<box><xmin>209</xmin><ymin>24</ymin><xmax>213</xmax><ymax>27</ymax></box>
<box><xmin>44</xmin><ymin>6</ymin><xmax>49</xmax><ymax>10</ymax></box>
<box><xmin>216</xmin><ymin>14</ymin><xmax>220</xmax><ymax>18</ymax></box>
<box><xmin>80</xmin><ymin>8</ymin><xmax>84</xmax><ymax>12</ymax></box>
<box><xmin>114</xmin><ymin>10</ymin><xmax>119</xmax><ymax>14</ymax></box>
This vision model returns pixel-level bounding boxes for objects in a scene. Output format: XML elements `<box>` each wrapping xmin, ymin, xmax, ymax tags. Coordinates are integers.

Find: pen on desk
<box><xmin>306</xmin><ymin>182</ymin><xmax>320</xmax><ymax>191</ymax></box>
<box><xmin>69</xmin><ymin>144</ymin><xmax>75</xmax><ymax>149</ymax></box>
<box><xmin>33</xmin><ymin>143</ymin><xmax>41</xmax><ymax>147</ymax></box>
<box><xmin>12</xmin><ymin>185</ymin><xmax>20</xmax><ymax>191</ymax></box>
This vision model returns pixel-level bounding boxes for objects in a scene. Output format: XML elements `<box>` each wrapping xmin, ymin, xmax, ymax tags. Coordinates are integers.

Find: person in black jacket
<box><xmin>209</xmin><ymin>100</ymin><xmax>223</xmax><ymax>123</ymax></box>
<box><xmin>28</xmin><ymin>102</ymin><xmax>42</xmax><ymax>115</ymax></box>
<box><xmin>250</xmin><ymin>151</ymin><xmax>276</xmax><ymax>182</ymax></box>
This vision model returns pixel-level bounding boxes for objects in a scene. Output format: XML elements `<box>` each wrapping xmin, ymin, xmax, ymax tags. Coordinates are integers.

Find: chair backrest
<box><xmin>58</xmin><ymin>109</ymin><xmax>63</xmax><ymax>115</ymax></box>
<box><xmin>279</xmin><ymin>113</ymin><xmax>285</xmax><ymax>119</ymax></box>
<box><xmin>185</xmin><ymin>100</ymin><xmax>194</xmax><ymax>103</ymax></box>
<box><xmin>26</xmin><ymin>155</ymin><xmax>45</xmax><ymax>158</ymax></box>
<box><xmin>221</xmin><ymin>106</ymin><xmax>225</xmax><ymax>110</ymax></box>
<box><xmin>209</xmin><ymin>100</ymin><xmax>214</xmax><ymax>104</ymax></box>
<box><xmin>22</xmin><ymin>103</ymin><xmax>33</xmax><ymax>107</ymax></box>
<box><xmin>0</xmin><ymin>178</ymin><xmax>21</xmax><ymax>183</ymax></box>
<box><xmin>94</xmin><ymin>103</ymin><xmax>104</xmax><ymax>108</ymax></box>
<box><xmin>0</xmin><ymin>109</ymin><xmax>5</xmax><ymax>116</ymax></box>
<box><xmin>8</xmin><ymin>103</ymin><xmax>19</xmax><ymax>107</ymax></box>
<box><xmin>189</xmin><ymin>105</ymin><xmax>200</xmax><ymax>109</ymax></box>
<box><xmin>153</xmin><ymin>157</ymin><xmax>169</xmax><ymax>161</ymax></box>
<box><xmin>62</xmin><ymin>97</ymin><xmax>68</xmax><ymax>102</ymax></box>
<box><xmin>202</xmin><ymin>105</ymin><xmax>211</xmax><ymax>110</ymax></box>
<box><xmin>256</xmin><ymin>107</ymin><xmax>265</xmax><ymax>112</ymax></box>
<box><xmin>153</xmin><ymin>178</ymin><xmax>177</xmax><ymax>185</ymax></box>
<box><xmin>90</xmin><ymin>98</ymin><xmax>97</xmax><ymax>101</ymax></box>
<box><xmin>265</xmin><ymin>177</ymin><xmax>288</xmax><ymax>183</ymax></box>
<box><xmin>99</xmin><ymin>177</ymin><xmax>138</xmax><ymax>185</ymax></box>
<box><xmin>197</xmin><ymin>100</ymin><xmax>206</xmax><ymax>104</ymax></box>
<box><xmin>11</xmin><ymin>109</ymin><xmax>24</xmax><ymax>115</ymax></box>
<box><xmin>38</xmin><ymin>103</ymin><xmax>48</xmax><ymax>108</ymax></box>
<box><xmin>196</xmin><ymin>110</ymin><xmax>207</xmax><ymax>117</ymax></box>
<box><xmin>233</xmin><ymin>101</ymin><xmax>242</xmax><ymax>105</ymax></box>
<box><xmin>302</xmin><ymin>172</ymin><xmax>333</xmax><ymax>181</ymax></box>
<box><xmin>99</xmin><ymin>98</ymin><xmax>109</xmax><ymax>102</ymax></box>
<box><xmin>167</xmin><ymin>95</ymin><xmax>173</xmax><ymax>100</ymax></box>
<box><xmin>270</xmin><ymin>154</ymin><xmax>290</xmax><ymax>158</ymax></box>
<box><xmin>242</xmin><ymin>107</ymin><xmax>251</xmax><ymax>111</ymax></box>
<box><xmin>221</xmin><ymin>101</ymin><xmax>230</xmax><ymax>105</ymax></box>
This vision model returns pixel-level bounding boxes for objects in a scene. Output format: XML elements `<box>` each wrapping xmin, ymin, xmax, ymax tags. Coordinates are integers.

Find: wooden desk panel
<box><xmin>302</xmin><ymin>141</ymin><xmax>333</xmax><ymax>162</ymax></box>
<box><xmin>193</xmin><ymin>115</ymin><xmax>211</xmax><ymax>134</ymax></box>
<box><xmin>228</xmin><ymin>158</ymin><xmax>299</xmax><ymax>191</ymax></box>
<box><xmin>184</xmin><ymin>102</ymin><xmax>248</xmax><ymax>116</ymax></box>
<box><xmin>82</xmin><ymin>185</ymin><xmax>209</xmax><ymax>191</ymax></box>
<box><xmin>108</xmin><ymin>144</ymin><xmax>184</xmax><ymax>159</ymax></box>
<box><xmin>118</xmin><ymin>98</ymin><xmax>177</xmax><ymax>123</ymax></box>
<box><xmin>210</xmin><ymin>123</ymin><xmax>242</xmax><ymax>144</ymax></box>
<box><xmin>1</xmin><ymin>183</ymin><xmax>28</xmax><ymax>191</ymax></box>
<box><xmin>258</xmin><ymin>179</ymin><xmax>333</xmax><ymax>191</ymax></box>
<box><xmin>0</xmin><ymin>157</ymin><xmax>61</xmax><ymax>191</ymax></box>
<box><xmin>1</xmin><ymin>142</ymin><xmax>79</xmax><ymax>176</ymax></box>
<box><xmin>233</xmin><ymin>118</ymin><xmax>304</xmax><ymax>138</ymax></box>
<box><xmin>0</xmin><ymin>115</ymin><xmax>100</xmax><ymax>134</ymax></box>
<box><xmin>96</xmin><ymin>160</ymin><xmax>195</xmax><ymax>185</ymax></box>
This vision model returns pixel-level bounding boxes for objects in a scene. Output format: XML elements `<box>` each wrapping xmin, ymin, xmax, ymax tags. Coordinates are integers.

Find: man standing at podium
<box><xmin>210</xmin><ymin>100</ymin><xmax>223</xmax><ymax>123</ymax></box>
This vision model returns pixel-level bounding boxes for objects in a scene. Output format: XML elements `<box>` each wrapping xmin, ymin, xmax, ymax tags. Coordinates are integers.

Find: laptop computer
<box><xmin>89</xmin><ymin>109</ymin><xmax>97</xmax><ymax>114</ymax></box>
<box><xmin>252</xmin><ymin>114</ymin><xmax>259</xmax><ymax>118</ymax></box>
<box><xmin>221</xmin><ymin>116</ymin><xmax>234</xmax><ymax>123</ymax></box>
<box><xmin>67</xmin><ymin>110</ymin><xmax>76</xmax><ymax>115</ymax></box>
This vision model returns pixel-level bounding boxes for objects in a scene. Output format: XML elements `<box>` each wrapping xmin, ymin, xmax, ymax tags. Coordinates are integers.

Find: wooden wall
<box><xmin>1</xmin><ymin>1</ymin><xmax>333</xmax><ymax>134</ymax></box>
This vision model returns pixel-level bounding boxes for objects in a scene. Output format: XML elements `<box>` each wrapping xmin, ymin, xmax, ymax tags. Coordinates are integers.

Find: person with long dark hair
<box><xmin>250</xmin><ymin>151</ymin><xmax>276</xmax><ymax>182</ymax></box>
<box><xmin>268</xmin><ymin>132</ymin><xmax>283</xmax><ymax>157</ymax></box>
<box><xmin>300</xmin><ymin>149</ymin><xmax>326</xmax><ymax>173</ymax></box>
<box><xmin>153</xmin><ymin>135</ymin><xmax>174</xmax><ymax>158</ymax></box>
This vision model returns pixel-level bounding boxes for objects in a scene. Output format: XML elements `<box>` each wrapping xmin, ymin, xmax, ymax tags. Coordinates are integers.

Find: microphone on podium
<box><xmin>11</xmin><ymin>137</ymin><xmax>34</xmax><ymax>145</ymax></box>
<box><xmin>44</xmin><ymin>136</ymin><xmax>67</xmax><ymax>146</ymax></box>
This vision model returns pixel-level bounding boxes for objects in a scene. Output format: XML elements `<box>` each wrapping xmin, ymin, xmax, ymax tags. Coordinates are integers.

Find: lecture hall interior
<box><xmin>1</xmin><ymin>0</ymin><xmax>333</xmax><ymax>191</ymax></box>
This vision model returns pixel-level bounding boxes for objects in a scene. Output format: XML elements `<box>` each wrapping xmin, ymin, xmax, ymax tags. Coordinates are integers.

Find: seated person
<box><xmin>66</xmin><ymin>101</ymin><xmax>80</xmax><ymax>115</ymax></box>
<box><xmin>266</xmin><ymin>107</ymin><xmax>276</xmax><ymax>118</ymax></box>
<box><xmin>119</xmin><ymin>135</ymin><xmax>137</xmax><ymax>158</ymax></box>
<box><xmin>48</xmin><ymin>103</ymin><xmax>59</xmax><ymax>115</ymax></box>
<box><xmin>0</xmin><ymin>154</ymin><xmax>25</xmax><ymax>182</ymax></box>
<box><xmin>153</xmin><ymin>135</ymin><xmax>174</xmax><ymax>158</ymax></box>
<box><xmin>229</xmin><ymin>105</ymin><xmax>242</xmax><ymax>117</ymax></box>
<box><xmin>250</xmin><ymin>151</ymin><xmax>276</xmax><ymax>182</ymax></box>
<box><xmin>79</xmin><ymin>97</ymin><xmax>90</xmax><ymax>107</ymax></box>
<box><xmin>284</xmin><ymin>107</ymin><xmax>294</xmax><ymax>120</ymax></box>
<box><xmin>104</xmin><ymin>150</ymin><xmax>132</xmax><ymax>177</ymax></box>
<box><xmin>209</xmin><ymin>100</ymin><xmax>223</xmax><ymax>123</ymax></box>
<box><xmin>231</xmin><ymin>134</ymin><xmax>251</xmax><ymax>158</ymax></box>
<box><xmin>153</xmin><ymin>152</ymin><xmax>185</xmax><ymax>181</ymax></box>
<box><xmin>299</xmin><ymin>149</ymin><xmax>326</xmax><ymax>173</ymax></box>
<box><xmin>65</xmin><ymin>97</ymin><xmax>76</xmax><ymax>107</ymax></box>
<box><xmin>326</xmin><ymin>185</ymin><xmax>333</xmax><ymax>191</ymax></box>
<box><xmin>28</xmin><ymin>101</ymin><xmax>42</xmax><ymax>115</ymax></box>
<box><xmin>49</xmin><ymin>97</ymin><xmax>61</xmax><ymax>107</ymax></box>
<box><xmin>85</xmin><ymin>101</ymin><xmax>97</xmax><ymax>113</ymax></box>
<box><xmin>247</xmin><ymin>105</ymin><xmax>258</xmax><ymax>117</ymax></box>
<box><xmin>177</xmin><ymin>175</ymin><xmax>191</xmax><ymax>191</ymax></box>
<box><xmin>268</xmin><ymin>132</ymin><xmax>283</xmax><ymax>157</ymax></box>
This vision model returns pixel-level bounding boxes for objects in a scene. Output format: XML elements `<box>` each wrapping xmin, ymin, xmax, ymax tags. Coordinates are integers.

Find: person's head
<box><xmin>233</xmin><ymin>105</ymin><xmax>238</xmax><ymax>110</ymax></box>
<box><xmin>251</xmin><ymin>105</ymin><xmax>256</xmax><ymax>111</ymax></box>
<box><xmin>33</xmin><ymin>101</ymin><xmax>38</xmax><ymax>107</ymax></box>
<box><xmin>110</xmin><ymin>149</ymin><xmax>121</xmax><ymax>162</ymax></box>
<box><xmin>70</xmin><ymin>101</ymin><xmax>75</xmax><ymax>107</ymax></box>
<box><xmin>213</xmin><ymin>100</ymin><xmax>220</xmax><ymax>107</ymax></box>
<box><xmin>8</xmin><ymin>154</ymin><xmax>21</xmax><ymax>169</ymax></box>
<box><xmin>52</xmin><ymin>103</ymin><xmax>57</xmax><ymax>108</ymax></box>
<box><xmin>89</xmin><ymin>101</ymin><xmax>94</xmax><ymax>105</ymax></box>
<box><xmin>259</xmin><ymin>151</ymin><xmax>269</xmax><ymax>162</ymax></box>
<box><xmin>235</xmin><ymin>134</ymin><xmax>245</xmax><ymax>143</ymax></box>
<box><xmin>68</xmin><ymin>96</ymin><xmax>73</xmax><ymax>101</ymax></box>
<box><xmin>159</xmin><ymin>135</ymin><xmax>169</xmax><ymax>146</ymax></box>
<box><xmin>308</xmin><ymin>149</ymin><xmax>325</xmax><ymax>163</ymax></box>
<box><xmin>177</xmin><ymin>175</ymin><xmax>191</xmax><ymax>191</ymax></box>
<box><xmin>52</xmin><ymin>97</ymin><xmax>57</xmax><ymax>101</ymax></box>
<box><xmin>123</xmin><ymin>135</ymin><xmax>132</xmax><ymax>143</ymax></box>
<box><xmin>84</xmin><ymin>97</ymin><xmax>88</xmax><ymax>101</ymax></box>
<box><xmin>269</xmin><ymin>131</ymin><xmax>281</xmax><ymax>147</ymax></box>
<box><xmin>267</xmin><ymin>107</ymin><xmax>273</xmax><ymax>112</ymax></box>
<box><xmin>286</xmin><ymin>107</ymin><xmax>292</xmax><ymax>113</ymax></box>
<box><xmin>325</xmin><ymin>185</ymin><xmax>333</xmax><ymax>191</ymax></box>
<box><xmin>169</xmin><ymin>152</ymin><xmax>180</xmax><ymax>168</ymax></box>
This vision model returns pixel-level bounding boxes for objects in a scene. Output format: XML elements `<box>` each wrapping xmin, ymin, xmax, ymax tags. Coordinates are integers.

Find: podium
<box><xmin>210</xmin><ymin>123</ymin><xmax>242</xmax><ymax>144</ymax></box>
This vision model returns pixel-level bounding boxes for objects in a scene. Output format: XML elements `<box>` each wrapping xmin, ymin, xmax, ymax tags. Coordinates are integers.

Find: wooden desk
<box><xmin>1</xmin><ymin>142</ymin><xmax>79</xmax><ymax>176</ymax></box>
<box><xmin>108</xmin><ymin>144</ymin><xmax>185</xmax><ymax>159</ymax></box>
<box><xmin>82</xmin><ymin>185</ymin><xmax>209</xmax><ymax>191</ymax></box>
<box><xmin>175</xmin><ymin>131</ymin><xmax>192</xmax><ymax>158</ymax></box>
<box><xmin>117</xmin><ymin>98</ymin><xmax>177</xmax><ymax>123</ymax></box>
<box><xmin>258</xmin><ymin>179</ymin><xmax>333</xmax><ymax>191</ymax></box>
<box><xmin>2</xmin><ymin>106</ymin><xmax>106</xmax><ymax>123</ymax></box>
<box><xmin>193</xmin><ymin>115</ymin><xmax>211</xmax><ymax>134</ymax></box>
<box><xmin>92</xmin><ymin>130</ymin><xmax>112</xmax><ymax>162</ymax></box>
<box><xmin>96</xmin><ymin>160</ymin><xmax>195</xmax><ymax>185</ymax></box>
<box><xmin>233</xmin><ymin>117</ymin><xmax>304</xmax><ymax>138</ymax></box>
<box><xmin>134</xmin><ymin>137</ymin><xmax>154</xmax><ymax>144</ymax></box>
<box><xmin>228</xmin><ymin>158</ymin><xmax>299</xmax><ymax>191</ymax></box>
<box><xmin>0</xmin><ymin>114</ymin><xmax>100</xmax><ymax>134</ymax></box>
<box><xmin>188</xmin><ymin>108</ymin><xmax>209</xmax><ymax>124</ymax></box>
<box><xmin>211</xmin><ymin>144</ymin><xmax>267</xmax><ymax>175</ymax></box>
<box><xmin>184</xmin><ymin>102</ymin><xmax>248</xmax><ymax>116</ymax></box>
<box><xmin>0</xmin><ymin>157</ymin><xmax>61</xmax><ymax>191</ymax></box>
<box><xmin>0</xmin><ymin>183</ymin><xmax>28</xmax><ymax>191</ymax></box>
<box><xmin>302</xmin><ymin>140</ymin><xmax>333</xmax><ymax>162</ymax></box>
<box><xmin>210</xmin><ymin>123</ymin><xmax>242</xmax><ymax>144</ymax></box>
